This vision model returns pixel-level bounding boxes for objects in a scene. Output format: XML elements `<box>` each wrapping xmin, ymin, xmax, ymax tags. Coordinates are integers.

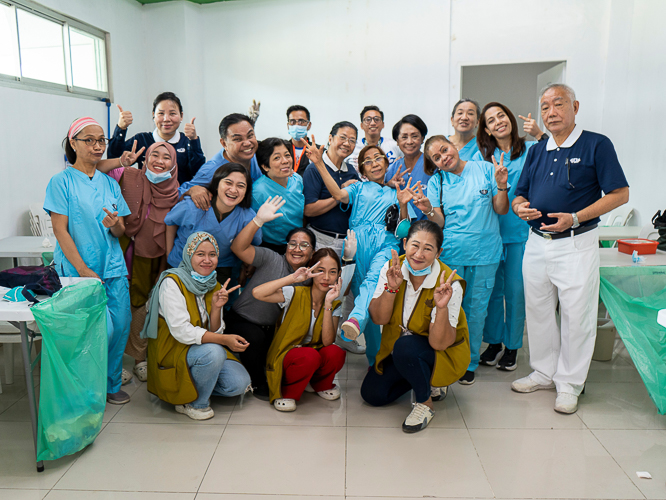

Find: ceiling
<box><xmin>136</xmin><ymin>0</ymin><xmax>236</xmax><ymax>4</ymax></box>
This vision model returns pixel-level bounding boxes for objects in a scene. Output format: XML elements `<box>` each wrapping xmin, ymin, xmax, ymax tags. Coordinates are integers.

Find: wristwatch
<box><xmin>571</xmin><ymin>213</ymin><xmax>580</xmax><ymax>229</ymax></box>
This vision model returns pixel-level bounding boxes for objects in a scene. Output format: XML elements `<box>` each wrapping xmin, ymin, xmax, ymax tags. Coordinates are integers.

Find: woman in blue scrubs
<box><xmin>304</xmin><ymin>139</ymin><xmax>415</xmax><ymax>364</ymax></box>
<box><xmin>473</xmin><ymin>102</ymin><xmax>543</xmax><ymax>371</ymax></box>
<box><xmin>252</xmin><ymin>138</ymin><xmax>305</xmax><ymax>254</ymax></box>
<box><xmin>385</xmin><ymin>115</ymin><xmax>432</xmax><ymax>220</ymax></box>
<box><xmin>45</xmin><ymin>117</ymin><xmax>133</xmax><ymax>405</ymax></box>
<box><xmin>412</xmin><ymin>135</ymin><xmax>509</xmax><ymax>385</ymax></box>
<box><xmin>165</xmin><ymin>163</ymin><xmax>260</xmax><ymax>285</ymax></box>
<box><xmin>448</xmin><ymin>99</ymin><xmax>481</xmax><ymax>161</ymax></box>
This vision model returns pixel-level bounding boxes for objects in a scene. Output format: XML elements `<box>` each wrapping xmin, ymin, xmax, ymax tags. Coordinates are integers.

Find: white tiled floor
<box><xmin>1</xmin><ymin>336</ymin><xmax>665</xmax><ymax>500</ymax></box>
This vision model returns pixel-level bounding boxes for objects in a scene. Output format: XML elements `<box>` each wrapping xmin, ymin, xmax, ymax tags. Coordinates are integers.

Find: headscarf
<box><xmin>68</xmin><ymin>117</ymin><xmax>101</xmax><ymax>139</ymax></box>
<box><xmin>121</xmin><ymin>142</ymin><xmax>180</xmax><ymax>258</ymax></box>
<box><xmin>140</xmin><ymin>232</ymin><xmax>220</xmax><ymax>340</ymax></box>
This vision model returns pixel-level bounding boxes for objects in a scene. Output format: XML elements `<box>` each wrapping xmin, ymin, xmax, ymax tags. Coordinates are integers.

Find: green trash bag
<box><xmin>599</xmin><ymin>266</ymin><xmax>666</xmax><ymax>414</ymax></box>
<box><xmin>31</xmin><ymin>280</ymin><xmax>108</xmax><ymax>461</ymax></box>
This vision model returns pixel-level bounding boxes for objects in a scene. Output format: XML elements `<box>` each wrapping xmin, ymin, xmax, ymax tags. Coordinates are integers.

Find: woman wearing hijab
<box><xmin>142</xmin><ymin>231</ymin><xmax>252</xmax><ymax>421</ymax></box>
<box><xmin>98</xmin><ymin>142</ymin><xmax>181</xmax><ymax>384</ymax></box>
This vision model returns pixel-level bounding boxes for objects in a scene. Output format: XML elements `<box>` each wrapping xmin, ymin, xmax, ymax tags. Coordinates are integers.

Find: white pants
<box><xmin>522</xmin><ymin>228</ymin><xmax>600</xmax><ymax>396</ymax></box>
<box><xmin>309</xmin><ymin>225</ymin><xmax>345</xmax><ymax>257</ymax></box>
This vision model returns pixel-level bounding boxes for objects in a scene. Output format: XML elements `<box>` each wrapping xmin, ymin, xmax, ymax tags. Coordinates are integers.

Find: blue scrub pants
<box><xmin>105</xmin><ymin>277</ymin><xmax>131</xmax><ymax>394</ymax></box>
<box><xmin>482</xmin><ymin>242</ymin><xmax>526</xmax><ymax>350</ymax></box>
<box><xmin>446</xmin><ymin>262</ymin><xmax>499</xmax><ymax>372</ymax></box>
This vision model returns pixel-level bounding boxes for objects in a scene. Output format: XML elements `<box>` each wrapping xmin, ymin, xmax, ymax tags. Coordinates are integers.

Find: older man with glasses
<box><xmin>347</xmin><ymin>105</ymin><xmax>402</xmax><ymax>176</ymax></box>
<box><xmin>511</xmin><ymin>84</ymin><xmax>629</xmax><ymax>414</ymax></box>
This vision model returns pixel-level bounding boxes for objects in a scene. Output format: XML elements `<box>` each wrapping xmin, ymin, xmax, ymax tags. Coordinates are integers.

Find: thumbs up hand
<box><xmin>184</xmin><ymin>117</ymin><xmax>198</xmax><ymax>140</ymax></box>
<box><xmin>117</xmin><ymin>105</ymin><xmax>133</xmax><ymax>130</ymax></box>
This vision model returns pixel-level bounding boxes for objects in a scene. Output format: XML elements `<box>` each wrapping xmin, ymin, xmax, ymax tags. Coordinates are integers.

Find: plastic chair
<box><xmin>603</xmin><ymin>206</ymin><xmax>634</xmax><ymax>227</ymax></box>
<box><xmin>29</xmin><ymin>203</ymin><xmax>53</xmax><ymax>237</ymax></box>
<box><xmin>639</xmin><ymin>223</ymin><xmax>659</xmax><ymax>241</ymax></box>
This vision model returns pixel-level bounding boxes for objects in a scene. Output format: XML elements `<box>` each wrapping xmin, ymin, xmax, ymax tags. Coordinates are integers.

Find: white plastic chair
<box><xmin>29</xmin><ymin>203</ymin><xmax>53</xmax><ymax>237</ymax></box>
<box><xmin>639</xmin><ymin>223</ymin><xmax>659</xmax><ymax>241</ymax></box>
<box><xmin>603</xmin><ymin>206</ymin><xmax>634</xmax><ymax>227</ymax></box>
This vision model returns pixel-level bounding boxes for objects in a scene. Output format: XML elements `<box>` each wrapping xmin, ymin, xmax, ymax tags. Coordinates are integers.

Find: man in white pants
<box><xmin>511</xmin><ymin>84</ymin><xmax>629</xmax><ymax>414</ymax></box>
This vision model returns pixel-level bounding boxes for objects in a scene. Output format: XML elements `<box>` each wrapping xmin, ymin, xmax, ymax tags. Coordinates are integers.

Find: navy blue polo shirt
<box><xmin>515</xmin><ymin>126</ymin><xmax>628</xmax><ymax>229</ymax></box>
<box><xmin>302</xmin><ymin>152</ymin><xmax>360</xmax><ymax>235</ymax></box>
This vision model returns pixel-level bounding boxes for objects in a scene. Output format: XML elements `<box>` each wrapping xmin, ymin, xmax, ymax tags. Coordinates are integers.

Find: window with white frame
<box><xmin>0</xmin><ymin>0</ymin><xmax>110</xmax><ymax>99</ymax></box>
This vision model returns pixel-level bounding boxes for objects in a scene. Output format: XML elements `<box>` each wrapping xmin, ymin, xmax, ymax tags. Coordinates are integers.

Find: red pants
<box><xmin>282</xmin><ymin>345</ymin><xmax>346</xmax><ymax>401</ymax></box>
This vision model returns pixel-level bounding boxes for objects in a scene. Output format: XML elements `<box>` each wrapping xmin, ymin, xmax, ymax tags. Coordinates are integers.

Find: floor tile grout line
<box><xmin>194</xmin><ymin>412</ymin><xmax>232</xmax><ymax>497</ymax></box>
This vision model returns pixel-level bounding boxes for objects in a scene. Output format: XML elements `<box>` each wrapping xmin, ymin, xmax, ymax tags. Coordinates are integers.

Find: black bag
<box><xmin>0</xmin><ymin>266</ymin><xmax>62</xmax><ymax>297</ymax></box>
<box><xmin>652</xmin><ymin>210</ymin><xmax>666</xmax><ymax>229</ymax></box>
<box><xmin>384</xmin><ymin>204</ymin><xmax>400</xmax><ymax>233</ymax></box>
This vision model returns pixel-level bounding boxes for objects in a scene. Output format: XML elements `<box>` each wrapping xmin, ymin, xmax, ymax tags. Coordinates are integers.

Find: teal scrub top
<box><xmin>457</xmin><ymin>139</ymin><xmax>480</xmax><ymax>161</ymax></box>
<box><xmin>472</xmin><ymin>141</ymin><xmax>536</xmax><ymax>244</ymax></box>
<box><xmin>384</xmin><ymin>153</ymin><xmax>432</xmax><ymax>220</ymax></box>
<box><xmin>251</xmin><ymin>174</ymin><xmax>304</xmax><ymax>246</ymax></box>
<box><xmin>165</xmin><ymin>198</ymin><xmax>260</xmax><ymax>268</ymax></box>
<box><xmin>427</xmin><ymin>160</ymin><xmax>503</xmax><ymax>266</ymax></box>
<box><xmin>44</xmin><ymin>167</ymin><xmax>131</xmax><ymax>278</ymax></box>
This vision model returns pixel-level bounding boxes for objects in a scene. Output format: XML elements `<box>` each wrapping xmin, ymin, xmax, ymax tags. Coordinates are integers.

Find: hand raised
<box><xmin>518</xmin><ymin>113</ymin><xmax>543</xmax><ymax>138</ymax></box>
<box><xmin>303</xmin><ymin>135</ymin><xmax>325</xmax><ymax>165</ymax></box>
<box><xmin>492</xmin><ymin>152</ymin><xmax>508</xmax><ymax>187</ymax></box>
<box><xmin>248</xmin><ymin>99</ymin><xmax>261</xmax><ymax>121</ymax></box>
<box><xmin>189</xmin><ymin>185</ymin><xmax>213</xmax><ymax>211</ymax></box>
<box><xmin>102</xmin><ymin>207</ymin><xmax>120</xmax><ymax>228</ymax></box>
<box><xmin>396</xmin><ymin>177</ymin><xmax>415</xmax><ymax>205</ymax></box>
<box><xmin>291</xmin><ymin>261</ymin><xmax>323</xmax><ymax>284</ymax></box>
<box><xmin>121</xmin><ymin>140</ymin><xmax>145</xmax><ymax>168</ymax></box>
<box><xmin>387</xmin><ymin>165</ymin><xmax>408</xmax><ymax>188</ymax></box>
<box><xmin>386</xmin><ymin>249</ymin><xmax>404</xmax><ymax>290</ymax></box>
<box><xmin>183</xmin><ymin>117</ymin><xmax>197</xmax><ymax>140</ymax></box>
<box><xmin>212</xmin><ymin>278</ymin><xmax>241</xmax><ymax>308</ymax></box>
<box><xmin>117</xmin><ymin>104</ymin><xmax>133</xmax><ymax>130</ymax></box>
<box><xmin>325</xmin><ymin>277</ymin><xmax>343</xmax><ymax>304</ymax></box>
<box><xmin>342</xmin><ymin>229</ymin><xmax>357</xmax><ymax>261</ymax></box>
<box><xmin>256</xmin><ymin>195</ymin><xmax>286</xmax><ymax>224</ymax></box>
<box><xmin>409</xmin><ymin>182</ymin><xmax>432</xmax><ymax>214</ymax></box>
<box><xmin>434</xmin><ymin>269</ymin><xmax>456</xmax><ymax>309</ymax></box>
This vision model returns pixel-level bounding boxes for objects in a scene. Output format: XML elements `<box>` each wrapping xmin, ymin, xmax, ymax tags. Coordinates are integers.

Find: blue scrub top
<box><xmin>472</xmin><ymin>141</ymin><xmax>536</xmax><ymax>244</ymax></box>
<box><xmin>427</xmin><ymin>160</ymin><xmax>503</xmax><ymax>266</ymax></box>
<box><xmin>456</xmin><ymin>139</ymin><xmax>480</xmax><ymax>161</ymax></box>
<box><xmin>251</xmin><ymin>174</ymin><xmax>304</xmax><ymax>246</ymax></box>
<box><xmin>384</xmin><ymin>153</ymin><xmax>432</xmax><ymax>220</ymax></box>
<box><xmin>44</xmin><ymin>167</ymin><xmax>131</xmax><ymax>278</ymax></box>
<box><xmin>165</xmin><ymin>198</ymin><xmax>261</xmax><ymax>268</ymax></box>
<box><xmin>179</xmin><ymin>148</ymin><xmax>262</xmax><ymax>196</ymax></box>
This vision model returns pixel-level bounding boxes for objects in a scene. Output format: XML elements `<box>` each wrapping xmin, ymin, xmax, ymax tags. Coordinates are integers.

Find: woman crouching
<box><xmin>362</xmin><ymin>220</ymin><xmax>470</xmax><ymax>432</ymax></box>
<box><xmin>252</xmin><ymin>248</ymin><xmax>346</xmax><ymax>412</ymax></box>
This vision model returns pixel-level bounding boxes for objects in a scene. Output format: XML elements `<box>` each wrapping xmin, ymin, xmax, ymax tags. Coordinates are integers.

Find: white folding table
<box><xmin>597</xmin><ymin>226</ymin><xmax>642</xmax><ymax>241</ymax></box>
<box><xmin>0</xmin><ymin>236</ymin><xmax>55</xmax><ymax>267</ymax></box>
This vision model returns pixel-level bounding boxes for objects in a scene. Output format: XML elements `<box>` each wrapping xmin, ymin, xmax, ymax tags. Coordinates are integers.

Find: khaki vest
<box><xmin>374</xmin><ymin>256</ymin><xmax>470</xmax><ymax>387</ymax></box>
<box><xmin>147</xmin><ymin>274</ymin><xmax>239</xmax><ymax>405</ymax></box>
<box><xmin>266</xmin><ymin>286</ymin><xmax>341</xmax><ymax>403</ymax></box>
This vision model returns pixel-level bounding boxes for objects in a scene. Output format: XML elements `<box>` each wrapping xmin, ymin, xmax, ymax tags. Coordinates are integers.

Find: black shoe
<box><xmin>458</xmin><ymin>370</ymin><xmax>475</xmax><ymax>385</ymax></box>
<box><xmin>252</xmin><ymin>383</ymin><xmax>270</xmax><ymax>401</ymax></box>
<box><xmin>479</xmin><ymin>343</ymin><xmax>503</xmax><ymax>366</ymax></box>
<box><xmin>497</xmin><ymin>348</ymin><xmax>518</xmax><ymax>371</ymax></box>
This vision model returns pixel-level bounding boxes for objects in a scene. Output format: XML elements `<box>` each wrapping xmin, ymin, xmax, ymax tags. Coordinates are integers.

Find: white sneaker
<box><xmin>431</xmin><ymin>386</ymin><xmax>448</xmax><ymax>401</ymax></box>
<box><xmin>511</xmin><ymin>373</ymin><xmax>555</xmax><ymax>393</ymax></box>
<box><xmin>175</xmin><ymin>404</ymin><xmax>214</xmax><ymax>421</ymax></box>
<box><xmin>121</xmin><ymin>368</ymin><xmax>133</xmax><ymax>385</ymax></box>
<box><xmin>316</xmin><ymin>385</ymin><xmax>341</xmax><ymax>401</ymax></box>
<box><xmin>274</xmin><ymin>398</ymin><xmax>297</xmax><ymax>412</ymax></box>
<box><xmin>335</xmin><ymin>333</ymin><xmax>366</xmax><ymax>354</ymax></box>
<box><xmin>554</xmin><ymin>392</ymin><xmax>579</xmax><ymax>414</ymax></box>
<box><xmin>402</xmin><ymin>402</ymin><xmax>435</xmax><ymax>433</ymax></box>
<box><xmin>133</xmin><ymin>361</ymin><xmax>148</xmax><ymax>382</ymax></box>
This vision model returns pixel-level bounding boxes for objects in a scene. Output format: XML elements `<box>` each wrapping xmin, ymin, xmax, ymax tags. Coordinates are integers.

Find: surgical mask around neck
<box><xmin>288</xmin><ymin>125</ymin><xmax>308</xmax><ymax>140</ymax></box>
<box><xmin>146</xmin><ymin>167</ymin><xmax>172</xmax><ymax>184</ymax></box>
<box><xmin>405</xmin><ymin>260</ymin><xmax>432</xmax><ymax>277</ymax></box>
<box><xmin>191</xmin><ymin>270</ymin><xmax>217</xmax><ymax>284</ymax></box>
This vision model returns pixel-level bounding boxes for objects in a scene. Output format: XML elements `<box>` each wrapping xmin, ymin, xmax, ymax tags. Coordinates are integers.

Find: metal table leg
<box><xmin>18</xmin><ymin>321</ymin><xmax>44</xmax><ymax>473</ymax></box>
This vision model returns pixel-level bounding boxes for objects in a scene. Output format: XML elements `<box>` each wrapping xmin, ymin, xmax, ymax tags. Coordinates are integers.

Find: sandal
<box><xmin>273</xmin><ymin>398</ymin><xmax>296</xmax><ymax>412</ymax></box>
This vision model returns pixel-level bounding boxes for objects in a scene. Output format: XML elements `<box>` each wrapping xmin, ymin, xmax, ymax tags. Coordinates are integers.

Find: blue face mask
<box><xmin>405</xmin><ymin>260</ymin><xmax>432</xmax><ymax>277</ymax></box>
<box><xmin>145</xmin><ymin>168</ymin><xmax>172</xmax><ymax>184</ymax></box>
<box><xmin>191</xmin><ymin>271</ymin><xmax>217</xmax><ymax>284</ymax></box>
<box><xmin>288</xmin><ymin>125</ymin><xmax>308</xmax><ymax>140</ymax></box>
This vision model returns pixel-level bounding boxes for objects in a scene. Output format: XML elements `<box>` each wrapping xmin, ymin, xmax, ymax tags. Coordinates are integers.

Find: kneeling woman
<box><xmin>362</xmin><ymin>221</ymin><xmax>470</xmax><ymax>433</ymax></box>
<box><xmin>141</xmin><ymin>232</ymin><xmax>252</xmax><ymax>421</ymax></box>
<box><xmin>252</xmin><ymin>248</ymin><xmax>346</xmax><ymax>412</ymax></box>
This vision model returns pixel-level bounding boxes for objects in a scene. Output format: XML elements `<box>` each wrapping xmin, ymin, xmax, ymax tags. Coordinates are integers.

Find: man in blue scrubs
<box><xmin>511</xmin><ymin>84</ymin><xmax>629</xmax><ymax>414</ymax></box>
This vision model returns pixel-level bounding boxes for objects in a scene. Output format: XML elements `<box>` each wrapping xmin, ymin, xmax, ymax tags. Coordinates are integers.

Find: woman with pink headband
<box><xmin>44</xmin><ymin>117</ymin><xmax>142</xmax><ymax>405</ymax></box>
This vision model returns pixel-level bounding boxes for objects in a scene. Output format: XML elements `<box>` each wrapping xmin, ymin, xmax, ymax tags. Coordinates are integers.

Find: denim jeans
<box><xmin>186</xmin><ymin>343</ymin><xmax>251</xmax><ymax>409</ymax></box>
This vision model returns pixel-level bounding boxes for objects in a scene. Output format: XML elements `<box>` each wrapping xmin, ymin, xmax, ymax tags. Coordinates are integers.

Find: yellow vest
<box><xmin>266</xmin><ymin>286</ymin><xmax>341</xmax><ymax>403</ymax></box>
<box><xmin>147</xmin><ymin>274</ymin><xmax>239</xmax><ymax>405</ymax></box>
<box><xmin>374</xmin><ymin>256</ymin><xmax>470</xmax><ymax>387</ymax></box>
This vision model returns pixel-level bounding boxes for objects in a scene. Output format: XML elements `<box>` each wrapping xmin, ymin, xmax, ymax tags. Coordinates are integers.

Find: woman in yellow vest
<box><xmin>140</xmin><ymin>231</ymin><xmax>252</xmax><ymax>421</ymax></box>
<box><xmin>363</xmin><ymin>220</ymin><xmax>470</xmax><ymax>433</ymax></box>
<box><xmin>252</xmin><ymin>248</ymin><xmax>346</xmax><ymax>412</ymax></box>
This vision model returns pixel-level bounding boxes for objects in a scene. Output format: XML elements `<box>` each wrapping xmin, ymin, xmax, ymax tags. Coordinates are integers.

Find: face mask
<box><xmin>145</xmin><ymin>168</ymin><xmax>172</xmax><ymax>184</ymax></box>
<box><xmin>288</xmin><ymin>125</ymin><xmax>308</xmax><ymax>140</ymax></box>
<box><xmin>405</xmin><ymin>260</ymin><xmax>432</xmax><ymax>277</ymax></box>
<box><xmin>191</xmin><ymin>271</ymin><xmax>217</xmax><ymax>284</ymax></box>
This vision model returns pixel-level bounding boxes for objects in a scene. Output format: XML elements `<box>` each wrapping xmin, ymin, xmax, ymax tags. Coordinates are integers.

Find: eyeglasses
<box><xmin>73</xmin><ymin>137</ymin><xmax>109</xmax><ymax>147</ymax></box>
<box><xmin>288</xmin><ymin>119</ymin><xmax>309</xmax><ymax>126</ymax></box>
<box><xmin>363</xmin><ymin>116</ymin><xmax>382</xmax><ymax>124</ymax></box>
<box><xmin>361</xmin><ymin>155</ymin><xmax>385</xmax><ymax>168</ymax></box>
<box><xmin>565</xmin><ymin>158</ymin><xmax>575</xmax><ymax>189</ymax></box>
<box><xmin>287</xmin><ymin>241</ymin><xmax>311</xmax><ymax>251</ymax></box>
<box><xmin>335</xmin><ymin>135</ymin><xmax>356</xmax><ymax>145</ymax></box>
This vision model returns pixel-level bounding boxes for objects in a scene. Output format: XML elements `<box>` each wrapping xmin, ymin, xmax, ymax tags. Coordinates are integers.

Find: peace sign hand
<box><xmin>518</xmin><ymin>112</ymin><xmax>543</xmax><ymax>138</ymax></box>
<box><xmin>409</xmin><ymin>182</ymin><xmax>432</xmax><ymax>214</ymax></box>
<box><xmin>291</xmin><ymin>261</ymin><xmax>323</xmax><ymax>284</ymax></box>
<box><xmin>255</xmin><ymin>195</ymin><xmax>286</xmax><ymax>225</ymax></box>
<box><xmin>396</xmin><ymin>178</ymin><xmax>415</xmax><ymax>205</ymax></box>
<box><xmin>493</xmin><ymin>152</ymin><xmax>508</xmax><ymax>188</ymax></box>
<box><xmin>212</xmin><ymin>278</ymin><xmax>241</xmax><ymax>308</ymax></box>
<box><xmin>303</xmin><ymin>135</ymin><xmax>325</xmax><ymax>165</ymax></box>
<box><xmin>102</xmin><ymin>207</ymin><xmax>120</xmax><ymax>228</ymax></box>
<box><xmin>183</xmin><ymin>117</ymin><xmax>198</xmax><ymax>140</ymax></box>
<box><xmin>386</xmin><ymin>249</ymin><xmax>404</xmax><ymax>290</ymax></box>
<box><xmin>117</xmin><ymin>104</ymin><xmax>133</xmax><ymax>130</ymax></box>
<box><xmin>434</xmin><ymin>269</ymin><xmax>456</xmax><ymax>309</ymax></box>
<box><xmin>386</xmin><ymin>165</ymin><xmax>408</xmax><ymax>189</ymax></box>
<box><xmin>248</xmin><ymin>99</ymin><xmax>261</xmax><ymax>122</ymax></box>
<box><xmin>120</xmin><ymin>140</ymin><xmax>145</xmax><ymax>168</ymax></box>
<box><xmin>325</xmin><ymin>277</ymin><xmax>343</xmax><ymax>305</ymax></box>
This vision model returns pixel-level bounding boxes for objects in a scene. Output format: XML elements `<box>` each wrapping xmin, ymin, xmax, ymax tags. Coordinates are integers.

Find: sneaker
<box><xmin>402</xmin><ymin>402</ymin><xmax>435</xmax><ymax>433</ymax></box>
<box><xmin>511</xmin><ymin>373</ymin><xmax>555</xmax><ymax>393</ymax></box>
<box><xmin>252</xmin><ymin>383</ymin><xmax>270</xmax><ymax>401</ymax></box>
<box><xmin>335</xmin><ymin>333</ymin><xmax>366</xmax><ymax>354</ymax></box>
<box><xmin>341</xmin><ymin>318</ymin><xmax>361</xmax><ymax>341</ymax></box>
<box><xmin>316</xmin><ymin>385</ymin><xmax>341</xmax><ymax>401</ymax></box>
<box><xmin>133</xmin><ymin>361</ymin><xmax>148</xmax><ymax>382</ymax></box>
<box><xmin>497</xmin><ymin>349</ymin><xmax>518</xmax><ymax>371</ymax></box>
<box><xmin>274</xmin><ymin>398</ymin><xmax>297</xmax><ymax>412</ymax></box>
<box><xmin>458</xmin><ymin>370</ymin><xmax>475</xmax><ymax>385</ymax></box>
<box><xmin>175</xmin><ymin>404</ymin><xmax>214</xmax><ymax>420</ymax></box>
<box><xmin>479</xmin><ymin>343</ymin><xmax>503</xmax><ymax>366</ymax></box>
<box><xmin>121</xmin><ymin>368</ymin><xmax>133</xmax><ymax>386</ymax></box>
<box><xmin>106</xmin><ymin>390</ymin><xmax>130</xmax><ymax>405</ymax></box>
<box><xmin>554</xmin><ymin>392</ymin><xmax>579</xmax><ymax>414</ymax></box>
<box><xmin>431</xmin><ymin>386</ymin><xmax>448</xmax><ymax>401</ymax></box>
